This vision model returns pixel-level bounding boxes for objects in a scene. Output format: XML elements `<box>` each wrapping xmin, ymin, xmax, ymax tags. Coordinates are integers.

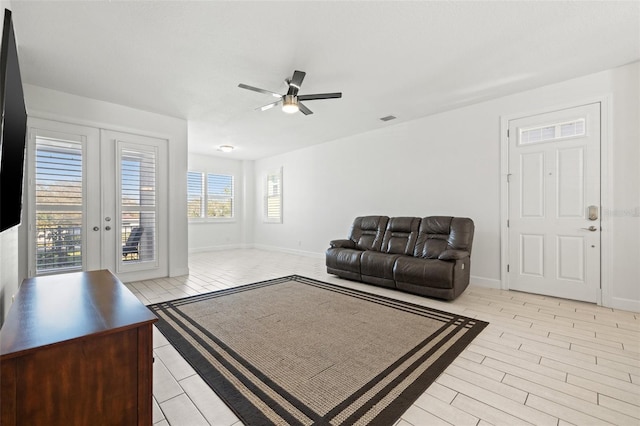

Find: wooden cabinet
<box><xmin>0</xmin><ymin>270</ymin><xmax>157</xmax><ymax>425</ymax></box>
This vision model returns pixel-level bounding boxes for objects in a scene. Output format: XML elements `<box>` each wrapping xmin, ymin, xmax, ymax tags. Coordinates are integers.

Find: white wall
<box><xmin>22</xmin><ymin>84</ymin><xmax>189</xmax><ymax>278</ymax></box>
<box><xmin>187</xmin><ymin>152</ymin><xmax>254</xmax><ymax>252</ymax></box>
<box><xmin>253</xmin><ymin>62</ymin><xmax>640</xmax><ymax>310</ymax></box>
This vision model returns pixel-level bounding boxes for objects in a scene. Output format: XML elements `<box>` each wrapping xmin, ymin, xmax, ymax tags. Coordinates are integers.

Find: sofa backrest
<box><xmin>380</xmin><ymin>217</ymin><xmax>421</xmax><ymax>255</ymax></box>
<box><xmin>413</xmin><ymin>216</ymin><xmax>475</xmax><ymax>259</ymax></box>
<box><xmin>349</xmin><ymin>216</ymin><xmax>389</xmax><ymax>251</ymax></box>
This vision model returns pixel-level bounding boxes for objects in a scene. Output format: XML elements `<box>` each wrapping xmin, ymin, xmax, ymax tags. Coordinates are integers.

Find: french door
<box><xmin>27</xmin><ymin>118</ymin><xmax>168</xmax><ymax>282</ymax></box>
<box><xmin>507</xmin><ymin>103</ymin><xmax>601</xmax><ymax>302</ymax></box>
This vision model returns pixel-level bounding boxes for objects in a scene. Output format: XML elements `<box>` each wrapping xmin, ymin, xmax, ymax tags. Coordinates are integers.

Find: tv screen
<box><xmin>0</xmin><ymin>9</ymin><xmax>27</xmax><ymax>233</ymax></box>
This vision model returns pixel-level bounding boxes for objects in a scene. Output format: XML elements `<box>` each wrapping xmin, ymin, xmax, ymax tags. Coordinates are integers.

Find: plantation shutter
<box><xmin>207</xmin><ymin>173</ymin><xmax>234</xmax><ymax>218</ymax></box>
<box><xmin>120</xmin><ymin>145</ymin><xmax>157</xmax><ymax>265</ymax></box>
<box><xmin>34</xmin><ymin>137</ymin><xmax>84</xmax><ymax>273</ymax></box>
<box><xmin>187</xmin><ymin>171</ymin><xmax>204</xmax><ymax>218</ymax></box>
<box><xmin>265</xmin><ymin>168</ymin><xmax>282</xmax><ymax>223</ymax></box>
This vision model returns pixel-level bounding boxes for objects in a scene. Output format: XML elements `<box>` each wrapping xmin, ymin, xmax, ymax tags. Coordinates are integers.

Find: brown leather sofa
<box><xmin>326</xmin><ymin>216</ymin><xmax>474</xmax><ymax>300</ymax></box>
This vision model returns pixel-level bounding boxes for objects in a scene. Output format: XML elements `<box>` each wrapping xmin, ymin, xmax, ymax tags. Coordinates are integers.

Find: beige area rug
<box><xmin>149</xmin><ymin>276</ymin><xmax>488</xmax><ymax>425</ymax></box>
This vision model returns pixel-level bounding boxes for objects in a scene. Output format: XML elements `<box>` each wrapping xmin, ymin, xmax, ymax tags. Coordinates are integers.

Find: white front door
<box><xmin>507</xmin><ymin>103</ymin><xmax>601</xmax><ymax>302</ymax></box>
<box><xmin>27</xmin><ymin>118</ymin><xmax>168</xmax><ymax>282</ymax></box>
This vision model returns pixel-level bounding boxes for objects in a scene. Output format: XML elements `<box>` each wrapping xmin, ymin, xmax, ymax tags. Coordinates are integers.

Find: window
<box><xmin>207</xmin><ymin>173</ymin><xmax>234</xmax><ymax>218</ymax></box>
<box><xmin>34</xmin><ymin>137</ymin><xmax>84</xmax><ymax>273</ymax></box>
<box><xmin>187</xmin><ymin>171</ymin><xmax>204</xmax><ymax>218</ymax></box>
<box><xmin>519</xmin><ymin>118</ymin><xmax>586</xmax><ymax>145</ymax></box>
<box><xmin>187</xmin><ymin>171</ymin><xmax>234</xmax><ymax>220</ymax></box>
<box><xmin>120</xmin><ymin>145</ymin><xmax>158</xmax><ymax>265</ymax></box>
<box><xmin>264</xmin><ymin>168</ymin><xmax>282</xmax><ymax>223</ymax></box>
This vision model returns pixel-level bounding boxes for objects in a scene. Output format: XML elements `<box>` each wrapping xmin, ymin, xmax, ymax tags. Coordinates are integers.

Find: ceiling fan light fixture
<box><xmin>282</xmin><ymin>95</ymin><xmax>299</xmax><ymax>114</ymax></box>
<box><xmin>218</xmin><ymin>145</ymin><xmax>234</xmax><ymax>153</ymax></box>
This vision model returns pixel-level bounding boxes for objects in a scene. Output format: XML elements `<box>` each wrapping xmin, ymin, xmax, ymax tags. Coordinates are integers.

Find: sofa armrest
<box><xmin>438</xmin><ymin>249</ymin><xmax>470</xmax><ymax>261</ymax></box>
<box><xmin>329</xmin><ymin>239</ymin><xmax>355</xmax><ymax>249</ymax></box>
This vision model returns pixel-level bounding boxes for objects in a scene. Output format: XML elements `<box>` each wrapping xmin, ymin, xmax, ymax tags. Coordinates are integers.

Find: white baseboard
<box><xmin>606</xmin><ymin>296</ymin><xmax>640</xmax><ymax>313</ymax></box>
<box><xmin>469</xmin><ymin>276</ymin><xmax>502</xmax><ymax>289</ymax></box>
<box><xmin>169</xmin><ymin>267</ymin><xmax>189</xmax><ymax>277</ymax></box>
<box><xmin>253</xmin><ymin>244</ymin><xmax>325</xmax><ymax>259</ymax></box>
<box><xmin>188</xmin><ymin>243</ymin><xmax>250</xmax><ymax>254</ymax></box>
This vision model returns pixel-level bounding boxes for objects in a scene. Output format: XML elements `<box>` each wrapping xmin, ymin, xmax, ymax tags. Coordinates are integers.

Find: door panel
<box><xmin>102</xmin><ymin>130</ymin><xmax>168</xmax><ymax>282</ymax></box>
<box><xmin>520</xmin><ymin>234</ymin><xmax>544</xmax><ymax>276</ymax></box>
<box><xmin>28</xmin><ymin>119</ymin><xmax>101</xmax><ymax>276</ymax></box>
<box><xmin>557</xmin><ymin>235</ymin><xmax>584</xmax><ymax>281</ymax></box>
<box><xmin>520</xmin><ymin>152</ymin><xmax>545</xmax><ymax>217</ymax></box>
<box><xmin>557</xmin><ymin>147</ymin><xmax>584</xmax><ymax>217</ymax></box>
<box><xmin>508</xmin><ymin>103</ymin><xmax>600</xmax><ymax>302</ymax></box>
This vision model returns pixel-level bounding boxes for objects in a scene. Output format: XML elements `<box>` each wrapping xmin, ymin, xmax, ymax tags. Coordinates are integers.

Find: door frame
<box><xmin>22</xmin><ymin>112</ymin><xmax>173</xmax><ymax>283</ymax></box>
<box><xmin>499</xmin><ymin>96</ymin><xmax>613</xmax><ymax>306</ymax></box>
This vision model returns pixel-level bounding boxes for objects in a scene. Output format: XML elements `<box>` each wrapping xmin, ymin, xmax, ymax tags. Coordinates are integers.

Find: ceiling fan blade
<box><xmin>298</xmin><ymin>92</ymin><xmax>342</xmax><ymax>101</ymax></box>
<box><xmin>298</xmin><ymin>102</ymin><xmax>313</xmax><ymax>115</ymax></box>
<box><xmin>238</xmin><ymin>83</ymin><xmax>282</xmax><ymax>98</ymax></box>
<box><xmin>289</xmin><ymin>70</ymin><xmax>306</xmax><ymax>89</ymax></box>
<box><xmin>287</xmin><ymin>70</ymin><xmax>306</xmax><ymax>96</ymax></box>
<box><xmin>256</xmin><ymin>99</ymin><xmax>282</xmax><ymax>111</ymax></box>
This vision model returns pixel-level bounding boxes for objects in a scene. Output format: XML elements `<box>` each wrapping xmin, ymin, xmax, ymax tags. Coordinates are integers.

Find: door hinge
<box><xmin>507</xmin><ymin>264</ymin><xmax>510</xmax><ymax>272</ymax></box>
<box><xmin>507</xmin><ymin>129</ymin><xmax>510</xmax><ymax>138</ymax></box>
<box><xmin>507</xmin><ymin>219</ymin><xmax>510</xmax><ymax>227</ymax></box>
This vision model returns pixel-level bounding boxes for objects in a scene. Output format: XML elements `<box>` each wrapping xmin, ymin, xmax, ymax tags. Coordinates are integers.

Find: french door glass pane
<box><xmin>121</xmin><ymin>147</ymin><xmax>157</xmax><ymax>264</ymax></box>
<box><xmin>35</xmin><ymin>138</ymin><xmax>83</xmax><ymax>273</ymax></box>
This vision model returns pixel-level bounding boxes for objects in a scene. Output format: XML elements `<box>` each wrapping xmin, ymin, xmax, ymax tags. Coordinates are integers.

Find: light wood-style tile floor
<box><xmin>126</xmin><ymin>249</ymin><xmax>640</xmax><ymax>426</ymax></box>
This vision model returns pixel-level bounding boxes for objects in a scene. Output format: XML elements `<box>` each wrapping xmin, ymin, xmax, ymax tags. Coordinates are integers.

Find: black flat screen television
<box><xmin>0</xmin><ymin>9</ymin><xmax>27</xmax><ymax>233</ymax></box>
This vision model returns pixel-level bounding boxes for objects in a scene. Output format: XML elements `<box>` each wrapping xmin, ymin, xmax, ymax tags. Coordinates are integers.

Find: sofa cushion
<box><xmin>412</xmin><ymin>216</ymin><xmax>475</xmax><ymax>259</ymax></box>
<box><xmin>448</xmin><ymin>217</ymin><xmax>475</xmax><ymax>252</ymax></box>
<box><xmin>326</xmin><ymin>247</ymin><xmax>363</xmax><ymax>274</ymax></box>
<box><xmin>349</xmin><ymin>216</ymin><xmax>389</xmax><ymax>251</ymax></box>
<box><xmin>361</xmin><ymin>250</ymin><xmax>399</xmax><ymax>280</ymax></box>
<box><xmin>413</xmin><ymin>216</ymin><xmax>453</xmax><ymax>259</ymax></box>
<box><xmin>394</xmin><ymin>256</ymin><xmax>454</xmax><ymax>289</ymax></box>
<box><xmin>380</xmin><ymin>217</ymin><xmax>420</xmax><ymax>255</ymax></box>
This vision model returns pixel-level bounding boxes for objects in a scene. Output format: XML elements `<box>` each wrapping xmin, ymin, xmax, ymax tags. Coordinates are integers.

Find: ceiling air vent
<box><xmin>379</xmin><ymin>115</ymin><xmax>396</xmax><ymax>122</ymax></box>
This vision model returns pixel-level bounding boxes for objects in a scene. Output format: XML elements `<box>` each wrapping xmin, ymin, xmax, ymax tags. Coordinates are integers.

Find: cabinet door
<box><xmin>15</xmin><ymin>330</ymin><xmax>139</xmax><ymax>425</ymax></box>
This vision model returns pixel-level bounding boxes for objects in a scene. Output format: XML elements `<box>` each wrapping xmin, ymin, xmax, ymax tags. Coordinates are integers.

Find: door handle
<box><xmin>581</xmin><ymin>226</ymin><xmax>598</xmax><ymax>232</ymax></box>
<box><xmin>588</xmin><ymin>205</ymin><xmax>598</xmax><ymax>221</ymax></box>
<box><xmin>93</xmin><ymin>226</ymin><xmax>100</xmax><ymax>231</ymax></box>
<box><xmin>105</xmin><ymin>226</ymin><xmax>111</xmax><ymax>231</ymax></box>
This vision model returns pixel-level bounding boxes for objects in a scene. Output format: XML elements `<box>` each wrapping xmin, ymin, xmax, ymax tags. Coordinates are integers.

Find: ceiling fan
<box><xmin>238</xmin><ymin>70</ymin><xmax>342</xmax><ymax>115</ymax></box>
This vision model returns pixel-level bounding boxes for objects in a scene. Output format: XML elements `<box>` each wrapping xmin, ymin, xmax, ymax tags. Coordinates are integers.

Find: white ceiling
<box><xmin>10</xmin><ymin>1</ymin><xmax>640</xmax><ymax>160</ymax></box>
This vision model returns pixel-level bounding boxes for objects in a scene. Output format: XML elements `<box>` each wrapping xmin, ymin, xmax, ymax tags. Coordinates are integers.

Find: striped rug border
<box><xmin>149</xmin><ymin>275</ymin><xmax>488</xmax><ymax>425</ymax></box>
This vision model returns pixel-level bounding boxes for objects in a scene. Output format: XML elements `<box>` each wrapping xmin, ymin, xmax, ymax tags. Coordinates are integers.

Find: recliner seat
<box><xmin>326</xmin><ymin>215</ymin><xmax>474</xmax><ymax>300</ymax></box>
